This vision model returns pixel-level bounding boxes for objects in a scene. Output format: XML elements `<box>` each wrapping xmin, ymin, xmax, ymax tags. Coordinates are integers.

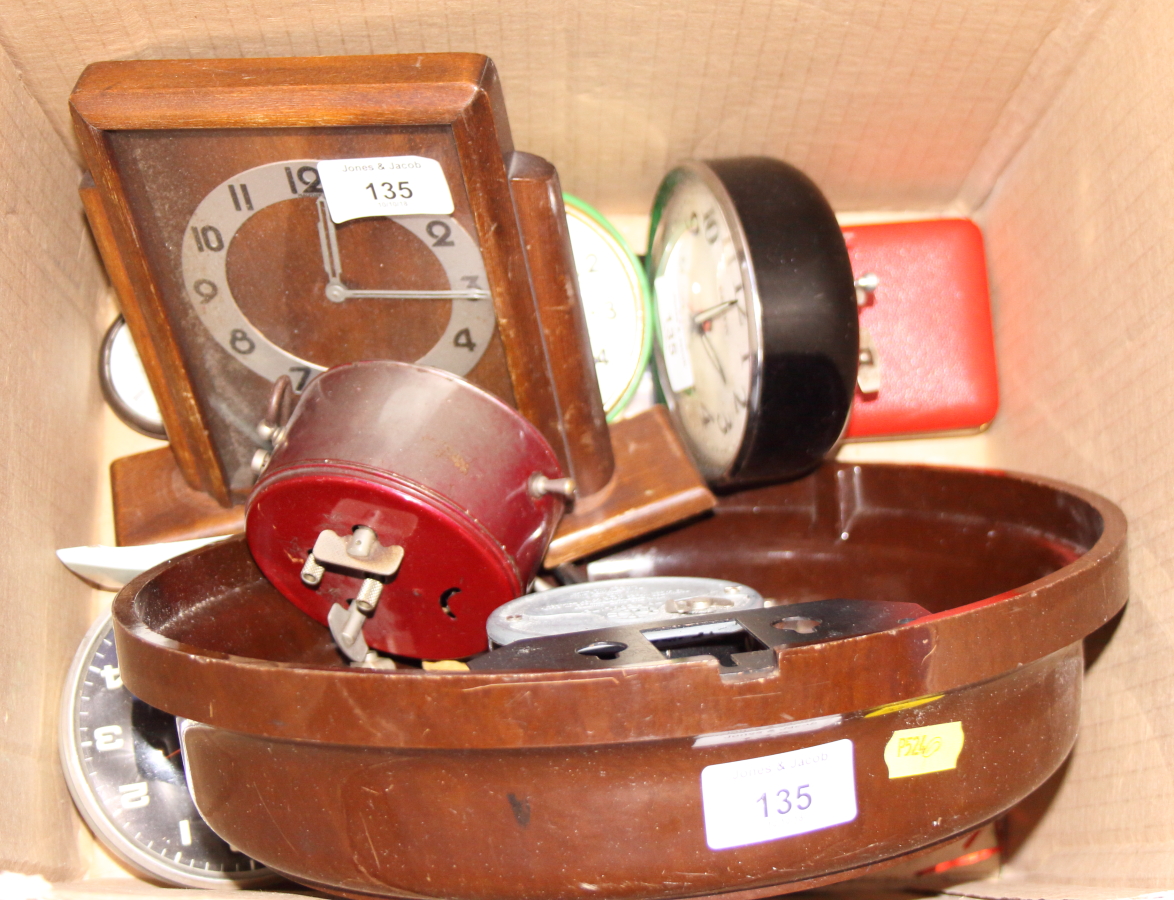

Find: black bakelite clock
<box><xmin>648</xmin><ymin>157</ymin><xmax>859</xmax><ymax>487</ymax></box>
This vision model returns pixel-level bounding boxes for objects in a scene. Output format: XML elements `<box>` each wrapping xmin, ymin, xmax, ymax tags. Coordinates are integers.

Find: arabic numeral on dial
<box><xmin>427</xmin><ymin>220</ymin><xmax>454</xmax><ymax>247</ymax></box>
<box><xmin>100</xmin><ymin>664</ymin><xmax>121</xmax><ymax>690</ymax></box>
<box><xmin>119</xmin><ymin>782</ymin><xmax>150</xmax><ymax>809</ymax></box>
<box><xmin>584</xmin><ymin>253</ymin><xmax>599</xmax><ymax>274</ymax></box>
<box><xmin>703</xmin><ymin>210</ymin><xmax>720</xmax><ymax>244</ymax></box>
<box><xmin>594</xmin><ymin>347</ymin><xmax>610</xmax><ymax>365</ymax></box>
<box><xmin>192</xmin><ymin>279</ymin><xmax>219</xmax><ymax>303</ymax></box>
<box><xmin>230</xmin><ymin>329</ymin><xmax>256</xmax><ymax>355</ymax></box>
<box><xmin>286</xmin><ymin>166</ymin><xmax>321</xmax><ymax>195</ymax></box>
<box><xmin>227</xmin><ymin>183</ymin><xmax>253</xmax><ymax>211</ymax></box>
<box><xmin>460</xmin><ymin>275</ymin><xmax>481</xmax><ymax>290</ymax></box>
<box><xmin>191</xmin><ymin>225</ymin><xmax>224</xmax><ymax>252</ymax></box>
<box><xmin>93</xmin><ymin>725</ymin><xmax>123</xmax><ymax>752</ymax></box>
<box><xmin>288</xmin><ymin>366</ymin><xmax>311</xmax><ymax>392</ymax></box>
<box><xmin>453</xmin><ymin>328</ymin><xmax>477</xmax><ymax>352</ymax></box>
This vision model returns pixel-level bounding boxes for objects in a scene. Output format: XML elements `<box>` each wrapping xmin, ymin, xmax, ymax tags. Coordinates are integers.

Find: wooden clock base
<box><xmin>111</xmin><ymin>405</ymin><xmax>716</xmax><ymax>563</ymax></box>
<box><xmin>111</xmin><ymin>448</ymin><xmax>244</xmax><ymax>546</ymax></box>
<box><xmin>544</xmin><ymin>406</ymin><xmax>715</xmax><ymax>566</ymax></box>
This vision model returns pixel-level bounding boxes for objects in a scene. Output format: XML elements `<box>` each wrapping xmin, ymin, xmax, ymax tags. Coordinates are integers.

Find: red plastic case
<box><xmin>246</xmin><ymin>361</ymin><xmax>565</xmax><ymax>660</ymax></box>
<box><xmin>844</xmin><ymin>219</ymin><xmax>998</xmax><ymax>439</ymax></box>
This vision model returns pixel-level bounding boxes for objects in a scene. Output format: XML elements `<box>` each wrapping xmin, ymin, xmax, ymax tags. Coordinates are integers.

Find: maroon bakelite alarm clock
<box><xmin>246</xmin><ymin>361</ymin><xmax>570</xmax><ymax>661</ymax></box>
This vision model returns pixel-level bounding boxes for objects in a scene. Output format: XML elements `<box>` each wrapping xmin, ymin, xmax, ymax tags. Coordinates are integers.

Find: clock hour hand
<box><xmin>314</xmin><ymin>198</ymin><xmax>489</xmax><ymax>303</ymax></box>
<box><xmin>316</xmin><ymin>198</ymin><xmax>350</xmax><ymax>302</ymax></box>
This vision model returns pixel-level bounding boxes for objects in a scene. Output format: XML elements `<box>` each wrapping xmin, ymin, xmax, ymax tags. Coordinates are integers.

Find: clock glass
<box><xmin>649</xmin><ymin>167</ymin><xmax>759</xmax><ymax>478</ymax></box>
<box><xmin>563</xmin><ymin>194</ymin><xmax>652</xmax><ymax>420</ymax></box>
<box><xmin>99</xmin><ymin>316</ymin><xmax>166</xmax><ymax>440</ymax></box>
<box><xmin>107</xmin><ymin>126</ymin><xmax>514</xmax><ymax>497</ymax></box>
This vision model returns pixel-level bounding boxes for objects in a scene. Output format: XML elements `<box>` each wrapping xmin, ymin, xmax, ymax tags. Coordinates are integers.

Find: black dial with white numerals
<box><xmin>648</xmin><ymin>158</ymin><xmax>858</xmax><ymax>487</ymax></box>
<box><xmin>59</xmin><ymin>613</ymin><xmax>274</xmax><ymax>888</ymax></box>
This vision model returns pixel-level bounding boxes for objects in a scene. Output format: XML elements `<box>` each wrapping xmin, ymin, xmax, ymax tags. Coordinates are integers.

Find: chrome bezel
<box><xmin>648</xmin><ymin>161</ymin><xmax>764</xmax><ymax>482</ymax></box>
<box><xmin>58</xmin><ymin>611</ymin><xmax>275</xmax><ymax>889</ymax></box>
<box><xmin>98</xmin><ymin>317</ymin><xmax>167</xmax><ymax>440</ymax></box>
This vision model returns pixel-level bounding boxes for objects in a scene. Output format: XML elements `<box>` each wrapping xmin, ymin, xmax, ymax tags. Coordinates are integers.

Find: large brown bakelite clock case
<box><xmin>71</xmin><ymin>55</ymin><xmax>612</xmax><ymax>506</ymax></box>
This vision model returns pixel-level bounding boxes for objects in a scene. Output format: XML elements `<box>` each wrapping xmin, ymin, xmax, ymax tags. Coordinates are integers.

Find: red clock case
<box><xmin>246</xmin><ymin>361</ymin><xmax>565</xmax><ymax>660</ymax></box>
<box><xmin>844</xmin><ymin>218</ymin><xmax>998</xmax><ymax>439</ymax></box>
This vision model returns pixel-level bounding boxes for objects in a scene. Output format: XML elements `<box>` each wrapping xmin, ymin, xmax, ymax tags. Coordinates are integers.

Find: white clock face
<box><xmin>653</xmin><ymin>175</ymin><xmax>757</xmax><ymax>478</ymax></box>
<box><xmin>181</xmin><ymin>159</ymin><xmax>496</xmax><ymax>389</ymax></box>
<box><xmin>564</xmin><ymin>199</ymin><xmax>650</xmax><ymax>418</ymax></box>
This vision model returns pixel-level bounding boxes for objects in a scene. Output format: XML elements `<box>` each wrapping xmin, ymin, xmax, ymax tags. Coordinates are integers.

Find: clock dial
<box><xmin>104</xmin><ymin>125</ymin><xmax>516</xmax><ymax>497</ymax></box>
<box><xmin>183</xmin><ymin>160</ymin><xmax>495</xmax><ymax>386</ymax></box>
<box><xmin>652</xmin><ymin>185</ymin><xmax>756</xmax><ymax>476</ymax></box>
<box><xmin>563</xmin><ymin>195</ymin><xmax>652</xmax><ymax>420</ymax></box>
<box><xmin>648</xmin><ymin>158</ymin><xmax>858</xmax><ymax>487</ymax></box>
<box><xmin>59</xmin><ymin>613</ymin><xmax>273</xmax><ymax>888</ymax></box>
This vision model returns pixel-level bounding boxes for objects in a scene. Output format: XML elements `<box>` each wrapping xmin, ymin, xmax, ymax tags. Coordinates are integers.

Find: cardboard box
<box><xmin>3</xmin><ymin>0</ymin><xmax>1170</xmax><ymax>896</ymax></box>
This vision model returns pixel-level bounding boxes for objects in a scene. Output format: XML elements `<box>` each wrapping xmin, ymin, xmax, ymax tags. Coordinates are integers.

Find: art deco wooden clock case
<box><xmin>70</xmin><ymin>55</ymin><xmax>668</xmax><ymax>526</ymax></box>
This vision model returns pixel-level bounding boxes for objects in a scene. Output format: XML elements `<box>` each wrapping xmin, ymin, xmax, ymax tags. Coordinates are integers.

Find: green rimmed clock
<box><xmin>563</xmin><ymin>194</ymin><xmax>653</xmax><ymax>421</ymax></box>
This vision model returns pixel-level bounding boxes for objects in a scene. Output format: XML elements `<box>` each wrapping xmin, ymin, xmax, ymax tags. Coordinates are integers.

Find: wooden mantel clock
<box><xmin>72</xmin><ymin>54</ymin><xmax>714</xmax><ymax>561</ymax></box>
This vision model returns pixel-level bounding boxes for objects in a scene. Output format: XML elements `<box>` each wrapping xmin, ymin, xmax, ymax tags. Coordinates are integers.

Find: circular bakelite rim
<box><xmin>115</xmin><ymin>463</ymin><xmax>1127</xmax><ymax>750</ymax></box>
<box><xmin>247</xmin><ymin>462</ymin><xmax>522</xmax><ymax>660</ymax></box>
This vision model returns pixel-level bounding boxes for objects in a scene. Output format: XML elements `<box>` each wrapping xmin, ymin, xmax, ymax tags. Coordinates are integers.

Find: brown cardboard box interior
<box><xmin>4</xmin><ymin>0</ymin><xmax>1171</xmax><ymax>894</ymax></box>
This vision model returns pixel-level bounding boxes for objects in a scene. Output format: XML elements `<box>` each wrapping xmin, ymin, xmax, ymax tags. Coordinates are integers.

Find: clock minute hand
<box><xmin>692</xmin><ymin>298</ymin><xmax>740</xmax><ymax>327</ymax></box>
<box><xmin>698</xmin><ymin>331</ymin><xmax>729</xmax><ymax>386</ymax></box>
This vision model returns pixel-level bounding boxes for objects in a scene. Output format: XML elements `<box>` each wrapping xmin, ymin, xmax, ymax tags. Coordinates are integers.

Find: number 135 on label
<box><xmin>699</xmin><ymin>739</ymin><xmax>857</xmax><ymax>850</ymax></box>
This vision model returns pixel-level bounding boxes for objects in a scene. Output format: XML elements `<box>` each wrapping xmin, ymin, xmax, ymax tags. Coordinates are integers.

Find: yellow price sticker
<box><xmin>883</xmin><ymin>721</ymin><xmax>964</xmax><ymax>778</ymax></box>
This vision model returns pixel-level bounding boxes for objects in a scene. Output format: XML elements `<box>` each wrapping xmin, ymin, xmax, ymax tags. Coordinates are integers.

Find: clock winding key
<box><xmin>300</xmin><ymin>526</ymin><xmax>405</xmax><ymax>661</ymax></box>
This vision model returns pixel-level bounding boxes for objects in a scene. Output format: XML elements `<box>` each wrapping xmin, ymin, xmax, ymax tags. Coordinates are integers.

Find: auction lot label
<box><xmin>700</xmin><ymin>739</ymin><xmax>857</xmax><ymax>850</ymax></box>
